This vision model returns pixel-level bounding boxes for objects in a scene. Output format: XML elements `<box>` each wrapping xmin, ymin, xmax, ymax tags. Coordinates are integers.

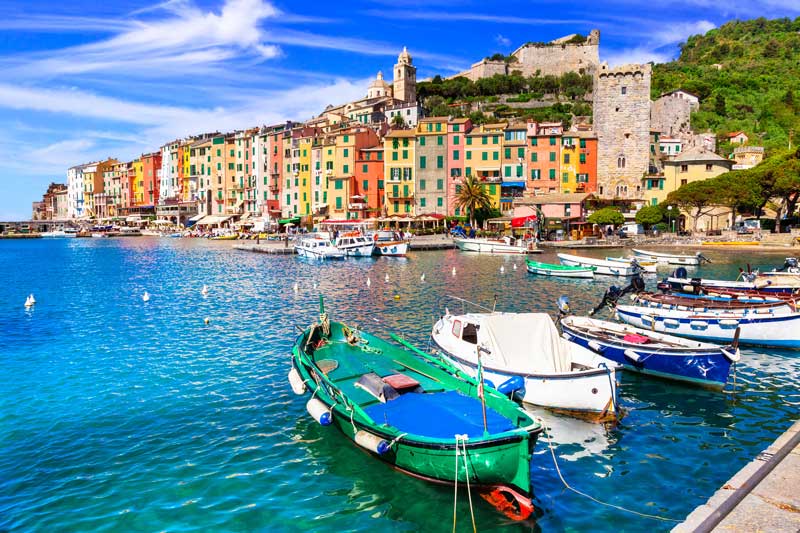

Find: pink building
<box><xmin>446</xmin><ymin>118</ymin><xmax>471</xmax><ymax>215</ymax></box>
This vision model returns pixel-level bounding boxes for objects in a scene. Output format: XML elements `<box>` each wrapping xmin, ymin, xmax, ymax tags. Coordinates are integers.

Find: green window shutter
<box><xmin>564</xmin><ymin>154</ymin><xmax>570</xmax><ymax>164</ymax></box>
<box><xmin>563</xmin><ymin>173</ymin><xmax>569</xmax><ymax>183</ymax></box>
<box><xmin>531</xmin><ymin>138</ymin><xmax>537</xmax><ymax>146</ymax></box>
<box><xmin>493</xmin><ymin>136</ymin><xmax>498</xmax><ymax>144</ymax></box>
<box><xmin>437</xmin><ymin>136</ymin><xmax>443</xmax><ymax>145</ymax></box>
<box><xmin>420</xmin><ymin>198</ymin><xmax>426</xmax><ymax>207</ymax></box>
<box><xmin>549</xmin><ymin>137</ymin><xmax>556</xmax><ymax>146</ymax></box>
<box><xmin>482</xmin><ymin>152</ymin><xmax>488</xmax><ymax>161</ymax></box>
<box><xmin>420</xmin><ymin>156</ymin><xmax>426</xmax><ymax>169</ymax></box>
<box><xmin>580</xmin><ymin>139</ymin><xmax>586</xmax><ymax>148</ymax></box>
<box><xmin>489</xmin><ymin>184</ymin><xmax>496</xmax><ymax>195</ymax></box>
<box><xmin>392</xmin><ymin>139</ymin><xmax>399</xmax><ymax>149</ymax></box>
<box><xmin>403</xmin><ymin>184</ymin><xmax>409</xmax><ymax>196</ymax></box>
<box><xmin>403</xmin><ymin>139</ymin><xmax>409</xmax><ymax>147</ymax></box>
<box><xmin>437</xmin><ymin>197</ymin><xmax>443</xmax><ymax>207</ymax></box>
<box><xmin>518</xmin><ymin>148</ymin><xmax>524</xmax><ymax>158</ymax></box>
<box><xmin>454</xmin><ymin>136</ymin><xmax>460</xmax><ymax>145</ymax></box>
<box><xmin>420</xmin><ymin>136</ymin><xmax>426</xmax><ymax>146</ymax></box>
<box><xmin>436</xmin><ymin>123</ymin><xmax>441</xmax><ymax>132</ymax></box>
<box><xmin>393</xmin><ymin>184</ymin><xmax>399</xmax><ymax>196</ymax></box>
<box><xmin>402</xmin><ymin>150</ymin><xmax>408</xmax><ymax>159</ymax></box>
<box><xmin>362</xmin><ymin>164</ymin><xmax>368</xmax><ymax>173</ymax></box>
<box><xmin>504</xmin><ymin>148</ymin><xmax>511</xmax><ymax>159</ymax></box>
<box><xmin>580</xmin><ymin>154</ymin><xmax>586</xmax><ymax>164</ymax></box>
<box><xmin>363</xmin><ymin>180</ymin><xmax>368</xmax><ymax>191</ymax></box>
<box><xmin>505</xmin><ymin>166</ymin><xmax>511</xmax><ymax>177</ymax></box>
<box><xmin>420</xmin><ymin>179</ymin><xmax>426</xmax><ymax>190</ymax></box>
<box><xmin>453</xmin><ymin>125</ymin><xmax>460</xmax><ymax>132</ymax></box>
<box><xmin>343</xmin><ymin>135</ymin><xmax>349</xmax><ymax>142</ymax></box>
<box><xmin>466</xmin><ymin>137</ymin><xmax>472</xmax><ymax>146</ymax></box>
<box><xmin>378</xmin><ymin>179</ymin><xmax>384</xmax><ymax>189</ymax></box>
<box><xmin>453</xmin><ymin>150</ymin><xmax>460</xmax><ymax>161</ymax></box>
<box><xmin>531</xmin><ymin>153</ymin><xmax>537</xmax><ymax>162</ymax></box>
<box><xmin>335</xmin><ymin>181</ymin><xmax>343</xmax><ymax>190</ymax></box>
<box><xmin>482</xmin><ymin>136</ymin><xmax>487</xmax><ymax>145</ymax></box>
<box><xmin>493</xmin><ymin>152</ymin><xmax>498</xmax><ymax>161</ymax></box>
<box><xmin>392</xmin><ymin>152</ymin><xmax>398</xmax><ymax>161</ymax></box>
<box><xmin>659</xmin><ymin>180</ymin><xmax>664</xmax><ymax>190</ymax></box>
<box><xmin>550</xmin><ymin>152</ymin><xmax>556</xmax><ymax>162</ymax></box>
<box><xmin>549</xmin><ymin>169</ymin><xmax>556</xmax><ymax>179</ymax></box>
<box><xmin>336</xmin><ymin>197</ymin><xmax>342</xmax><ymax>209</ymax></box>
<box><xmin>652</xmin><ymin>198</ymin><xmax>658</xmax><ymax>206</ymax></box>
<box><xmin>343</xmin><ymin>164</ymin><xmax>349</xmax><ymax>174</ymax></box>
<box><xmin>466</xmin><ymin>151</ymin><xmax>471</xmax><ymax>160</ymax></box>
<box><xmin>343</xmin><ymin>148</ymin><xmax>348</xmax><ymax>157</ymax></box>
<box><xmin>465</xmin><ymin>167</ymin><xmax>471</xmax><ymax>176</ymax></box>
<box><xmin>437</xmin><ymin>178</ymin><xmax>443</xmax><ymax>190</ymax></box>
<box><xmin>437</xmin><ymin>156</ymin><xmax>443</xmax><ymax>168</ymax></box>
<box><xmin>455</xmin><ymin>207</ymin><xmax>460</xmax><ymax>215</ymax></box>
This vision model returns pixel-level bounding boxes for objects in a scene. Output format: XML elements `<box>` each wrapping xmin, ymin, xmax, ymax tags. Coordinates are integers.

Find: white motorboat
<box><xmin>432</xmin><ymin>311</ymin><xmax>621</xmax><ymax>422</ymax></box>
<box><xmin>557</xmin><ymin>253</ymin><xmax>639</xmax><ymax>276</ymax></box>
<box><xmin>606</xmin><ymin>256</ymin><xmax>657</xmax><ymax>273</ymax></box>
<box><xmin>90</xmin><ymin>232</ymin><xmax>109</xmax><ymax>238</ymax></box>
<box><xmin>370</xmin><ymin>230</ymin><xmax>408</xmax><ymax>257</ymax></box>
<box><xmin>40</xmin><ymin>229</ymin><xmax>76</xmax><ymax>238</ymax></box>
<box><xmin>454</xmin><ymin>236</ymin><xmax>540</xmax><ymax>254</ymax></box>
<box><xmin>632</xmin><ymin>248</ymin><xmax>706</xmax><ymax>266</ymax></box>
<box><xmin>334</xmin><ymin>232</ymin><xmax>375</xmax><ymax>257</ymax></box>
<box><xmin>294</xmin><ymin>234</ymin><xmax>345</xmax><ymax>260</ymax></box>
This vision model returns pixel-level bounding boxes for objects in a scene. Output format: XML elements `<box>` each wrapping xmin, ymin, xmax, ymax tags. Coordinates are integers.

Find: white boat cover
<box><xmin>481</xmin><ymin>313</ymin><xmax>571</xmax><ymax>374</ymax></box>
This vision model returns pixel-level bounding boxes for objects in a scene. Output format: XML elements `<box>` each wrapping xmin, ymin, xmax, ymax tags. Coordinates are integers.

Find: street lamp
<box><xmin>667</xmin><ymin>205</ymin><xmax>674</xmax><ymax>233</ymax></box>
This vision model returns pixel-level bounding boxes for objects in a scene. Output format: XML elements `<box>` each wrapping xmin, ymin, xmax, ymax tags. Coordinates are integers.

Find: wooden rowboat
<box><xmin>526</xmin><ymin>259</ymin><xmax>595</xmax><ymax>278</ymax></box>
<box><xmin>290</xmin><ymin>298</ymin><xmax>543</xmax><ymax>520</ymax></box>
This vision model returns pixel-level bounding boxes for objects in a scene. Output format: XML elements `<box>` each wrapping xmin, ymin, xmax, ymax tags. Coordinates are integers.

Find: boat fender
<box><xmin>288</xmin><ymin>368</ymin><xmax>307</xmax><ymax>395</ymax></box>
<box><xmin>587</xmin><ymin>340</ymin><xmax>605</xmax><ymax>353</ymax></box>
<box><xmin>306</xmin><ymin>398</ymin><xmax>332</xmax><ymax>426</ymax></box>
<box><xmin>496</xmin><ymin>376</ymin><xmax>524</xmax><ymax>396</ymax></box>
<box><xmin>354</xmin><ymin>430</ymin><xmax>391</xmax><ymax>454</ymax></box>
<box><xmin>623</xmin><ymin>350</ymin><xmax>642</xmax><ymax>363</ymax></box>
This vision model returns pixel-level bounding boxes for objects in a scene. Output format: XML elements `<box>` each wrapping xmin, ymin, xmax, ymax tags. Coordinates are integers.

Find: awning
<box><xmin>278</xmin><ymin>216</ymin><xmax>301</xmax><ymax>224</ymax></box>
<box><xmin>125</xmin><ymin>215</ymin><xmax>142</xmax><ymax>222</ymax></box>
<box><xmin>188</xmin><ymin>214</ymin><xmax>204</xmax><ymax>222</ymax></box>
<box><xmin>502</xmin><ymin>181</ymin><xmax>526</xmax><ymax>188</ymax></box>
<box><xmin>511</xmin><ymin>214</ymin><xmax>538</xmax><ymax>228</ymax></box>
<box><xmin>196</xmin><ymin>215</ymin><xmax>232</xmax><ymax>226</ymax></box>
<box><xmin>153</xmin><ymin>219</ymin><xmax>172</xmax><ymax>225</ymax></box>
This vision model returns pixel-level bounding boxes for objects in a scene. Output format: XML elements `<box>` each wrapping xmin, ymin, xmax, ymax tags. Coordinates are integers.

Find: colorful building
<box><xmin>500</xmin><ymin>122</ymin><xmax>528</xmax><ymax>211</ymax></box>
<box><xmin>140</xmin><ymin>152</ymin><xmax>162</xmax><ymax>207</ymax></box>
<box><xmin>415</xmin><ymin>117</ymin><xmax>448</xmax><ymax>214</ymax></box>
<box><xmin>383</xmin><ymin>129</ymin><xmax>416</xmax><ymax>216</ymax></box>
<box><xmin>464</xmin><ymin>123</ymin><xmax>504</xmax><ymax>209</ymax></box>
<box><xmin>446</xmin><ymin>118</ymin><xmax>471</xmax><ymax>216</ymax></box>
<box><xmin>355</xmin><ymin>146</ymin><xmax>384</xmax><ymax>217</ymax></box>
<box><xmin>527</xmin><ymin>121</ymin><xmax>562</xmax><ymax>196</ymax></box>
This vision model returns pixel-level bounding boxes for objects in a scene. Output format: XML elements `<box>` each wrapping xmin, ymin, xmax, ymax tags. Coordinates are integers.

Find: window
<box><xmin>618</xmin><ymin>156</ymin><xmax>627</xmax><ymax>169</ymax></box>
<box><xmin>580</xmin><ymin>139</ymin><xmax>586</xmax><ymax>149</ymax></box>
<box><xmin>531</xmin><ymin>169</ymin><xmax>540</xmax><ymax>180</ymax></box>
<box><xmin>453</xmin><ymin>125</ymin><xmax>460</xmax><ymax>132</ymax></box>
<box><xmin>580</xmin><ymin>153</ymin><xmax>586</xmax><ymax>164</ymax></box>
<box><xmin>621</xmin><ymin>87</ymin><xmax>627</xmax><ymax>95</ymax></box>
<box><xmin>462</xmin><ymin>323</ymin><xmax>479</xmax><ymax>344</ymax></box>
<box><xmin>402</xmin><ymin>150</ymin><xmax>408</xmax><ymax>159</ymax></box>
<box><xmin>393</xmin><ymin>184</ymin><xmax>399</xmax><ymax>196</ymax></box>
<box><xmin>531</xmin><ymin>153</ymin><xmax>538</xmax><ymax>162</ymax></box>
<box><xmin>564</xmin><ymin>154</ymin><xmax>570</xmax><ymax>164</ymax></box>
<box><xmin>393</xmin><ymin>200</ymin><xmax>399</xmax><ymax>212</ymax></box>
<box><xmin>705</xmin><ymin>164</ymin><xmax>713</xmax><ymax>171</ymax></box>
<box><xmin>466</xmin><ymin>151</ymin><xmax>472</xmax><ymax>160</ymax></box>
<box><xmin>437</xmin><ymin>197</ymin><xmax>443</xmax><ymax>207</ymax></box>
<box><xmin>343</xmin><ymin>135</ymin><xmax>349</xmax><ymax>143</ymax></box>
<box><xmin>392</xmin><ymin>152</ymin><xmax>398</xmax><ymax>161</ymax></box>
<box><xmin>504</xmin><ymin>148</ymin><xmax>511</xmax><ymax>159</ymax></box>
<box><xmin>420</xmin><ymin>198</ymin><xmax>426</xmax><ymax>207</ymax></box>
<box><xmin>335</xmin><ymin>180</ymin><xmax>343</xmax><ymax>190</ymax></box>
<box><xmin>419</xmin><ymin>136</ymin><xmax>426</xmax><ymax>146</ymax></box>
<box><xmin>482</xmin><ymin>152</ymin><xmax>488</xmax><ymax>161</ymax></box>
<box><xmin>550</xmin><ymin>152</ymin><xmax>556</xmax><ymax>162</ymax></box>
<box><xmin>343</xmin><ymin>164</ymin><xmax>349</xmax><ymax>174</ymax></box>
<box><xmin>482</xmin><ymin>136</ymin><xmax>487</xmax><ymax>145</ymax></box>
<box><xmin>402</xmin><ymin>139</ymin><xmax>409</xmax><ymax>147</ymax></box>
<box><xmin>680</xmin><ymin>164</ymin><xmax>689</xmax><ymax>173</ymax></box>
<box><xmin>437</xmin><ymin>178</ymin><xmax>443</xmax><ymax>190</ymax></box>
<box><xmin>420</xmin><ymin>156</ymin><xmax>427</xmax><ymax>169</ymax></box>
<box><xmin>363</xmin><ymin>180</ymin><xmax>368</xmax><ymax>191</ymax></box>
<box><xmin>550</xmin><ymin>137</ymin><xmax>556</xmax><ymax>146</ymax></box>
<box><xmin>531</xmin><ymin>138</ymin><xmax>538</xmax><ymax>147</ymax></box>
<box><xmin>489</xmin><ymin>184</ymin><xmax>496</xmax><ymax>195</ymax></box>
<box><xmin>517</xmin><ymin>148</ymin><xmax>524</xmax><ymax>158</ymax></box>
<box><xmin>453</xmin><ymin>136</ymin><xmax>460</xmax><ymax>145</ymax></box>
<box><xmin>343</xmin><ymin>148</ymin><xmax>349</xmax><ymax>157</ymax></box>
<box><xmin>335</xmin><ymin>197</ymin><xmax>342</xmax><ymax>209</ymax></box>
<box><xmin>392</xmin><ymin>139</ymin><xmax>399</xmax><ymax>149</ymax></box>
<box><xmin>437</xmin><ymin>156</ymin><xmax>443</xmax><ymax>168</ymax></box>
<box><xmin>466</xmin><ymin>136</ymin><xmax>472</xmax><ymax>146</ymax></box>
<box><xmin>549</xmin><ymin>169</ymin><xmax>556</xmax><ymax>180</ymax></box>
<box><xmin>437</xmin><ymin>136</ymin><xmax>443</xmax><ymax>146</ymax></box>
<box><xmin>505</xmin><ymin>166</ymin><xmax>511</xmax><ymax>177</ymax></box>
<box><xmin>453</xmin><ymin>150</ymin><xmax>460</xmax><ymax>161</ymax></box>
<box><xmin>378</xmin><ymin>180</ymin><xmax>384</xmax><ymax>189</ymax></box>
<box><xmin>435</xmin><ymin>123</ymin><xmax>442</xmax><ymax>132</ymax></box>
<box><xmin>420</xmin><ymin>179</ymin><xmax>426</xmax><ymax>190</ymax></box>
<box><xmin>680</xmin><ymin>178</ymin><xmax>688</xmax><ymax>186</ymax></box>
<box><xmin>492</xmin><ymin>136</ymin><xmax>498</xmax><ymax>145</ymax></box>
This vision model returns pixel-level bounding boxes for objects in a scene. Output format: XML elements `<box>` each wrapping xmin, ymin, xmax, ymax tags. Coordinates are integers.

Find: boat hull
<box><xmin>339</xmin><ymin>243</ymin><xmax>375</xmax><ymax>257</ymax></box>
<box><xmin>560</xmin><ymin>317</ymin><xmax>734</xmax><ymax>389</ymax></box>
<box><xmin>632</xmin><ymin>248</ymin><xmax>701</xmax><ymax>266</ymax></box>
<box><xmin>295</xmin><ymin>246</ymin><xmax>345</xmax><ymax>260</ymax></box>
<box><xmin>526</xmin><ymin>261</ymin><xmax>594</xmax><ymax>279</ymax></box>
<box><xmin>606</xmin><ymin>257</ymin><xmax>658</xmax><ymax>273</ymax></box>
<box><xmin>455</xmin><ymin>238</ymin><xmax>539</xmax><ymax>254</ymax></box>
<box><xmin>664</xmin><ymin>276</ymin><xmax>800</xmax><ymax>295</ymax></box>
<box><xmin>615</xmin><ymin>304</ymin><xmax>800</xmax><ymax>348</ymax></box>
<box><xmin>373</xmin><ymin>241</ymin><xmax>408</xmax><ymax>257</ymax></box>
<box><xmin>558</xmin><ymin>253</ymin><xmax>636</xmax><ymax>276</ymax></box>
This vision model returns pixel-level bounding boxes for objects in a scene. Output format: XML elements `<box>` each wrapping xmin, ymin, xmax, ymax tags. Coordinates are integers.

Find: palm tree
<box><xmin>455</xmin><ymin>176</ymin><xmax>493</xmax><ymax>228</ymax></box>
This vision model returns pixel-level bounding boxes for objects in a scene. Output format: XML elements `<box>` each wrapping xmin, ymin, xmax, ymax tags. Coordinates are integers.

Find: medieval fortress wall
<box><xmin>453</xmin><ymin>30</ymin><xmax>601</xmax><ymax>81</ymax></box>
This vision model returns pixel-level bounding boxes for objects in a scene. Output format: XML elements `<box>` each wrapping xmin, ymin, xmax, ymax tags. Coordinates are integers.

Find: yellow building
<box><xmin>654</xmin><ymin>148</ymin><xmax>732</xmax><ymax>206</ymax></box>
<box><xmin>464</xmin><ymin>122</ymin><xmax>505</xmax><ymax>209</ymax></box>
<box><xmin>316</xmin><ymin>137</ymin><xmax>335</xmax><ymax>218</ymax></box>
<box><xmin>132</xmin><ymin>159</ymin><xmax>144</xmax><ymax>205</ymax></box>
<box><xmin>298</xmin><ymin>137</ymin><xmax>312</xmax><ymax>216</ymax></box>
<box><xmin>384</xmin><ymin>130</ymin><xmax>416</xmax><ymax>215</ymax></box>
<box><xmin>560</xmin><ymin>133</ymin><xmax>579</xmax><ymax>194</ymax></box>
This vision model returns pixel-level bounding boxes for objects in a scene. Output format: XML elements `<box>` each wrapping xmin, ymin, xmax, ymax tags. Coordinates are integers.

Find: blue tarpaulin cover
<box><xmin>364</xmin><ymin>390</ymin><xmax>514</xmax><ymax>438</ymax></box>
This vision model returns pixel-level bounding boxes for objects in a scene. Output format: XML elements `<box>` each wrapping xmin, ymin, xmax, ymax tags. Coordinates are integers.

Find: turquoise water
<box><xmin>1</xmin><ymin>239</ymin><xmax>798</xmax><ymax>532</ymax></box>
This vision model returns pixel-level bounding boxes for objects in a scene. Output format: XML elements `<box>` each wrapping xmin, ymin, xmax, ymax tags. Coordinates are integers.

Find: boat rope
<box><xmin>387</xmin><ymin>432</ymin><xmax>407</xmax><ymax>449</ymax></box>
<box><xmin>452</xmin><ymin>434</ymin><xmax>477</xmax><ymax>533</ymax></box>
<box><xmin>452</xmin><ymin>435</ymin><xmax>459</xmax><ymax>533</ymax></box>
<box><xmin>600</xmin><ymin>363</ymin><xmax>619</xmax><ymax>416</ymax></box>
<box><xmin>319</xmin><ymin>312</ymin><xmax>330</xmax><ymax>337</ymax></box>
<box><xmin>541</xmin><ymin>423</ymin><xmax>680</xmax><ymax>523</ymax></box>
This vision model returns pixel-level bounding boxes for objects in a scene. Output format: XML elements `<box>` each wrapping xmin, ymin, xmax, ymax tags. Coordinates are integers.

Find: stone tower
<box><xmin>592</xmin><ymin>62</ymin><xmax>652</xmax><ymax>200</ymax></box>
<box><xmin>393</xmin><ymin>47</ymin><xmax>416</xmax><ymax>104</ymax></box>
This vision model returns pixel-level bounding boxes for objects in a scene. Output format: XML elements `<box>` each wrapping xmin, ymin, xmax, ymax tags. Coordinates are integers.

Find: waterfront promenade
<box><xmin>674</xmin><ymin>419</ymin><xmax>800</xmax><ymax>532</ymax></box>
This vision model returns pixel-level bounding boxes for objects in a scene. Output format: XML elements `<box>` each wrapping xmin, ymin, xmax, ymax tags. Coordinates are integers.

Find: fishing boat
<box><xmin>334</xmin><ymin>231</ymin><xmax>375</xmax><ymax>257</ymax></box>
<box><xmin>40</xmin><ymin>229</ymin><xmax>75</xmax><ymax>238</ymax></box>
<box><xmin>290</xmin><ymin>298</ymin><xmax>543</xmax><ymax>519</ymax></box>
<box><xmin>294</xmin><ymin>234</ymin><xmax>345</xmax><ymax>260</ymax></box>
<box><xmin>662</xmin><ymin>272</ymin><xmax>800</xmax><ymax>295</ymax></box>
<box><xmin>431</xmin><ymin>309</ymin><xmax>621</xmax><ymax>422</ymax></box>
<box><xmin>526</xmin><ymin>260</ymin><xmax>595</xmax><ymax>279</ymax></box>
<box><xmin>559</xmin><ymin>311</ymin><xmax>739</xmax><ymax>390</ymax></box>
<box><xmin>370</xmin><ymin>230</ymin><xmax>408</xmax><ymax>257</ymax></box>
<box><xmin>632</xmin><ymin>291</ymin><xmax>799</xmax><ymax>314</ymax></box>
<box><xmin>557</xmin><ymin>253</ymin><xmax>639</xmax><ymax>276</ymax></box>
<box><xmin>632</xmin><ymin>248</ymin><xmax>706</xmax><ymax>266</ymax></box>
<box><xmin>605</xmin><ymin>256</ymin><xmax>657</xmax><ymax>273</ymax></box>
<box><xmin>454</xmin><ymin>236</ymin><xmax>540</xmax><ymax>254</ymax></box>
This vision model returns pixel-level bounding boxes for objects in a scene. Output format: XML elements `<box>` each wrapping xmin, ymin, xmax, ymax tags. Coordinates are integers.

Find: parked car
<box><xmin>618</xmin><ymin>223</ymin><xmax>645</xmax><ymax>237</ymax></box>
<box><xmin>733</xmin><ymin>219</ymin><xmax>761</xmax><ymax>234</ymax></box>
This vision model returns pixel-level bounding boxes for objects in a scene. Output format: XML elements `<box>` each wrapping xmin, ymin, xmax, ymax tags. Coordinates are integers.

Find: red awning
<box><xmin>511</xmin><ymin>214</ymin><xmax>537</xmax><ymax>228</ymax></box>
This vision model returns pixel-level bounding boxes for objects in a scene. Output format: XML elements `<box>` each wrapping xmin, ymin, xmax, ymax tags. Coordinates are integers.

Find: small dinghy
<box><xmin>560</xmin><ymin>310</ymin><xmax>739</xmax><ymax>390</ymax></box>
<box><xmin>290</xmin><ymin>297</ymin><xmax>543</xmax><ymax>520</ymax></box>
<box><xmin>526</xmin><ymin>259</ymin><xmax>595</xmax><ymax>279</ymax></box>
<box><xmin>557</xmin><ymin>253</ymin><xmax>640</xmax><ymax>276</ymax></box>
<box><xmin>431</xmin><ymin>309</ymin><xmax>621</xmax><ymax>422</ymax></box>
<box><xmin>632</xmin><ymin>248</ymin><xmax>708</xmax><ymax>266</ymax></box>
<box><xmin>605</xmin><ymin>256</ymin><xmax>657</xmax><ymax>273</ymax></box>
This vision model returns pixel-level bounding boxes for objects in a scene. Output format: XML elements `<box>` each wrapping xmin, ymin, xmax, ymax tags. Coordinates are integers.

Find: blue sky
<box><xmin>1</xmin><ymin>0</ymin><xmax>799</xmax><ymax>219</ymax></box>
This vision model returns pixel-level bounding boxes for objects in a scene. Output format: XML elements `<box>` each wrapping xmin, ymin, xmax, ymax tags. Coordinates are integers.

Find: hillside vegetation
<box><xmin>653</xmin><ymin>17</ymin><xmax>800</xmax><ymax>153</ymax></box>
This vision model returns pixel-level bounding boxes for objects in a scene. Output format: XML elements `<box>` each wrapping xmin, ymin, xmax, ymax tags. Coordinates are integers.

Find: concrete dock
<box><xmin>673</xmin><ymin>419</ymin><xmax>800</xmax><ymax>532</ymax></box>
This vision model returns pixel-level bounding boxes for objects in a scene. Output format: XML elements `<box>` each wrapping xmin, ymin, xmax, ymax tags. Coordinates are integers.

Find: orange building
<box><xmin>140</xmin><ymin>152</ymin><xmax>162</xmax><ymax>207</ymax></box>
<box><xmin>526</xmin><ymin>121</ymin><xmax>562</xmax><ymax>195</ymax></box>
<box><xmin>355</xmin><ymin>146</ymin><xmax>384</xmax><ymax>217</ymax></box>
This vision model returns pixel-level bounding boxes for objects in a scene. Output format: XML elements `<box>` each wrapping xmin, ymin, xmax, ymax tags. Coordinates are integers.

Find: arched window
<box><xmin>617</xmin><ymin>156</ymin><xmax>626</xmax><ymax>169</ymax></box>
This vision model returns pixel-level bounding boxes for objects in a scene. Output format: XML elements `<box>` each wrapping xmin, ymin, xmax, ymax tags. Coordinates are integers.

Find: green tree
<box><xmin>391</xmin><ymin>114</ymin><xmax>406</xmax><ymax>128</ymax></box>
<box><xmin>455</xmin><ymin>176</ymin><xmax>493</xmax><ymax>228</ymax></box>
<box><xmin>634</xmin><ymin>205</ymin><xmax>663</xmax><ymax>228</ymax></box>
<box><xmin>714</xmin><ymin>93</ymin><xmax>727</xmax><ymax>116</ymax></box>
<box><xmin>587</xmin><ymin>207</ymin><xmax>625</xmax><ymax>226</ymax></box>
<box><xmin>666</xmin><ymin>180</ymin><xmax>718</xmax><ymax>231</ymax></box>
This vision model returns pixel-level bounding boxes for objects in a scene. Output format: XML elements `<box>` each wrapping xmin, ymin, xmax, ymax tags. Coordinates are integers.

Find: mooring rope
<box><xmin>459</xmin><ymin>436</ymin><xmax>477</xmax><ymax>533</ymax></box>
<box><xmin>541</xmin><ymin>423</ymin><xmax>680</xmax><ymax>523</ymax></box>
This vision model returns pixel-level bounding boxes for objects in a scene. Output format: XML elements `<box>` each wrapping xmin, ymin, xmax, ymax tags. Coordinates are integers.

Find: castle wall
<box><xmin>593</xmin><ymin>63</ymin><xmax>652</xmax><ymax>200</ymax></box>
<box><xmin>651</xmin><ymin>93</ymin><xmax>696</xmax><ymax>136</ymax></box>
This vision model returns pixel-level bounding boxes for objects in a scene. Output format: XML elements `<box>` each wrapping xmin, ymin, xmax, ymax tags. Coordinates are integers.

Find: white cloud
<box><xmin>601</xmin><ymin>19</ymin><xmax>716</xmax><ymax>66</ymax></box>
<box><xmin>495</xmin><ymin>34</ymin><xmax>512</xmax><ymax>47</ymax></box>
<box><xmin>364</xmin><ymin>9</ymin><xmax>593</xmax><ymax>25</ymax></box>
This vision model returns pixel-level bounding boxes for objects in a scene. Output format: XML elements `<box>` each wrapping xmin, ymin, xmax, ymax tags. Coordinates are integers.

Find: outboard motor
<box><xmin>778</xmin><ymin>257</ymin><xmax>799</xmax><ymax>272</ymax></box>
<box><xmin>672</xmin><ymin>266</ymin><xmax>688</xmax><ymax>279</ymax></box>
<box><xmin>589</xmin><ymin>275</ymin><xmax>646</xmax><ymax>316</ymax></box>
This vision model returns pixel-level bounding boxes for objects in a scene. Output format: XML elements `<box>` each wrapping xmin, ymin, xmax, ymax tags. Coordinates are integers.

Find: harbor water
<box><xmin>1</xmin><ymin>238</ymin><xmax>798</xmax><ymax>532</ymax></box>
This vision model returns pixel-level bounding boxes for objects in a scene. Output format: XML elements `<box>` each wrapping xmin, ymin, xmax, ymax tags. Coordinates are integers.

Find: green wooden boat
<box><xmin>526</xmin><ymin>259</ymin><xmax>596</xmax><ymax>279</ymax></box>
<box><xmin>289</xmin><ymin>297</ymin><xmax>543</xmax><ymax>520</ymax></box>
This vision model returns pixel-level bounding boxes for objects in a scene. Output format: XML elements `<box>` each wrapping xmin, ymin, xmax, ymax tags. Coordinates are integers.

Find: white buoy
<box><xmin>420</xmin><ymin>273</ymin><xmax>426</xmax><ymax>282</ymax></box>
<box><xmin>142</xmin><ymin>291</ymin><xmax>150</xmax><ymax>302</ymax></box>
<box><xmin>513</xmin><ymin>264</ymin><xmax>518</xmax><ymax>270</ymax></box>
<box><xmin>384</xmin><ymin>273</ymin><xmax>389</xmax><ymax>283</ymax></box>
<box><xmin>24</xmin><ymin>294</ymin><xmax>35</xmax><ymax>308</ymax></box>
<box><xmin>28</xmin><ymin>294</ymin><xmax>36</xmax><ymax>304</ymax></box>
<box><xmin>204</xmin><ymin>317</ymin><xmax>210</xmax><ymax>325</ymax></box>
<box><xmin>367</xmin><ymin>277</ymin><xmax>371</xmax><ymax>287</ymax></box>
<box><xmin>293</xmin><ymin>282</ymin><xmax>299</xmax><ymax>293</ymax></box>
<box><xmin>313</xmin><ymin>282</ymin><xmax>318</xmax><ymax>290</ymax></box>
<box><xmin>500</xmin><ymin>265</ymin><xmax>505</xmax><ymax>273</ymax></box>
<box><xmin>201</xmin><ymin>284</ymin><xmax>209</xmax><ymax>296</ymax></box>
<box><xmin>452</xmin><ymin>267</ymin><xmax>456</xmax><ymax>277</ymax></box>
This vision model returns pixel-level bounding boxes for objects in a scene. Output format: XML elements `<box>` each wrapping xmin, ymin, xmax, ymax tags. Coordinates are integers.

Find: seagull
<box><xmin>451</xmin><ymin>267</ymin><xmax>456</xmax><ymax>277</ymax></box>
<box><xmin>201</xmin><ymin>285</ymin><xmax>209</xmax><ymax>296</ymax></box>
<box><xmin>420</xmin><ymin>273</ymin><xmax>426</xmax><ymax>282</ymax></box>
<box><xmin>366</xmin><ymin>277</ymin><xmax>372</xmax><ymax>287</ymax></box>
<box><xmin>384</xmin><ymin>273</ymin><xmax>389</xmax><ymax>283</ymax></box>
<box><xmin>142</xmin><ymin>291</ymin><xmax>150</xmax><ymax>302</ymax></box>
